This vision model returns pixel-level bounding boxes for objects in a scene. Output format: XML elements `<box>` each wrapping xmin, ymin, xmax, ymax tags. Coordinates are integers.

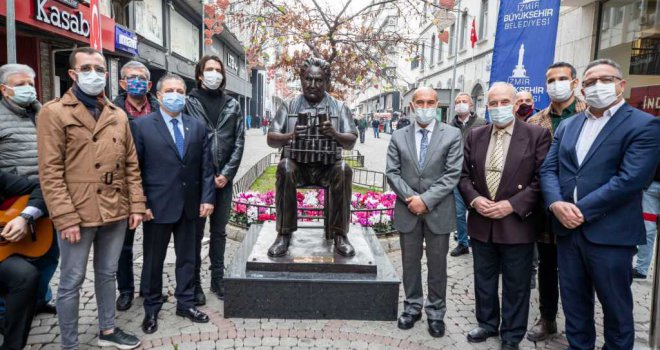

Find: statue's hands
<box><xmin>318</xmin><ymin>121</ymin><xmax>336</xmax><ymax>138</ymax></box>
<box><xmin>294</xmin><ymin>125</ymin><xmax>308</xmax><ymax>138</ymax></box>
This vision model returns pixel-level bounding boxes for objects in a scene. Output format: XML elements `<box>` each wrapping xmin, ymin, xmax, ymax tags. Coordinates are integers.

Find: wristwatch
<box><xmin>19</xmin><ymin>212</ymin><xmax>35</xmax><ymax>223</ymax></box>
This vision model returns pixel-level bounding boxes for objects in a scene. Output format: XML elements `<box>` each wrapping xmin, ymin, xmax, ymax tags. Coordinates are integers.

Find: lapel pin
<box><xmin>518</xmin><ymin>184</ymin><xmax>523</xmax><ymax>189</ymax></box>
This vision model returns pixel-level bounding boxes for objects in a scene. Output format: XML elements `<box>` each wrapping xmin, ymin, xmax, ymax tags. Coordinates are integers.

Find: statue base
<box><xmin>224</xmin><ymin>221</ymin><xmax>400</xmax><ymax>320</ymax></box>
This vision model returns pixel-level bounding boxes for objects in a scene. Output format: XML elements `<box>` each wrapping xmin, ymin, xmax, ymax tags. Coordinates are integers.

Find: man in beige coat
<box><xmin>37</xmin><ymin>47</ymin><xmax>145</xmax><ymax>350</ymax></box>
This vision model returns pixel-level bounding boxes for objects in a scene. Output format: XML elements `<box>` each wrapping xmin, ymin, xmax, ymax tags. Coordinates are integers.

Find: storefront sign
<box><xmin>0</xmin><ymin>0</ymin><xmax>115</xmax><ymax>51</ymax></box>
<box><xmin>489</xmin><ymin>0</ymin><xmax>561</xmax><ymax>113</ymax></box>
<box><xmin>629</xmin><ymin>85</ymin><xmax>660</xmax><ymax>117</ymax></box>
<box><xmin>115</xmin><ymin>25</ymin><xmax>138</xmax><ymax>55</ymax></box>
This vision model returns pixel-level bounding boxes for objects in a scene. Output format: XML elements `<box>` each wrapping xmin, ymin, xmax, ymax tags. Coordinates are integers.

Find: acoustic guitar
<box><xmin>0</xmin><ymin>195</ymin><xmax>53</xmax><ymax>262</ymax></box>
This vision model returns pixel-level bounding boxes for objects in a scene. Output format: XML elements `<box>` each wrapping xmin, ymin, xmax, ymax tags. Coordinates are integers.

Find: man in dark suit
<box><xmin>131</xmin><ymin>74</ymin><xmax>215</xmax><ymax>334</ymax></box>
<box><xmin>540</xmin><ymin>59</ymin><xmax>660</xmax><ymax>350</ymax></box>
<box><xmin>459</xmin><ymin>82</ymin><xmax>551</xmax><ymax>350</ymax></box>
<box><xmin>386</xmin><ymin>87</ymin><xmax>463</xmax><ymax>338</ymax></box>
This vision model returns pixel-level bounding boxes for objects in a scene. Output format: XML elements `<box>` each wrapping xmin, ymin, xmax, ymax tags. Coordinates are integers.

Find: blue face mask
<box><xmin>488</xmin><ymin>105</ymin><xmax>514</xmax><ymax>127</ymax></box>
<box><xmin>126</xmin><ymin>78</ymin><xmax>148</xmax><ymax>97</ymax></box>
<box><xmin>161</xmin><ymin>92</ymin><xmax>185</xmax><ymax>113</ymax></box>
<box><xmin>6</xmin><ymin>85</ymin><xmax>37</xmax><ymax>106</ymax></box>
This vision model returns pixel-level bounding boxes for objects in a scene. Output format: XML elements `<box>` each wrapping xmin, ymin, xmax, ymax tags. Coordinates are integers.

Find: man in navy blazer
<box><xmin>540</xmin><ymin>59</ymin><xmax>660</xmax><ymax>350</ymax></box>
<box><xmin>131</xmin><ymin>74</ymin><xmax>215</xmax><ymax>335</ymax></box>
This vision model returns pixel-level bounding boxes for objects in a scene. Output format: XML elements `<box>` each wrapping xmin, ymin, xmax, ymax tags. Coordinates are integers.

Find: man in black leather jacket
<box><xmin>184</xmin><ymin>55</ymin><xmax>245</xmax><ymax>302</ymax></box>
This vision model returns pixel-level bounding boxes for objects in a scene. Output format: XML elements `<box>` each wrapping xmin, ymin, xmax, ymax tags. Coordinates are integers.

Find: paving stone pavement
<box><xmin>4</xmin><ymin>128</ymin><xmax>655</xmax><ymax>350</ymax></box>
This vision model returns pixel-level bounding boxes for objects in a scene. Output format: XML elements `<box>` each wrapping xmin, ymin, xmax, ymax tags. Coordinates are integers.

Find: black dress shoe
<box><xmin>176</xmin><ymin>307</ymin><xmax>209</xmax><ymax>323</ymax></box>
<box><xmin>334</xmin><ymin>234</ymin><xmax>356</xmax><ymax>257</ymax></box>
<box><xmin>501</xmin><ymin>340</ymin><xmax>519</xmax><ymax>350</ymax></box>
<box><xmin>36</xmin><ymin>301</ymin><xmax>57</xmax><ymax>315</ymax></box>
<box><xmin>633</xmin><ymin>269</ymin><xmax>647</xmax><ymax>279</ymax></box>
<box><xmin>267</xmin><ymin>234</ymin><xmax>291</xmax><ymax>257</ymax></box>
<box><xmin>397</xmin><ymin>312</ymin><xmax>422</xmax><ymax>330</ymax></box>
<box><xmin>450</xmin><ymin>244</ymin><xmax>469</xmax><ymax>257</ymax></box>
<box><xmin>116</xmin><ymin>293</ymin><xmax>133</xmax><ymax>311</ymax></box>
<box><xmin>428</xmin><ymin>320</ymin><xmax>446</xmax><ymax>337</ymax></box>
<box><xmin>210</xmin><ymin>281</ymin><xmax>225</xmax><ymax>300</ymax></box>
<box><xmin>141</xmin><ymin>314</ymin><xmax>158</xmax><ymax>334</ymax></box>
<box><xmin>467</xmin><ymin>327</ymin><xmax>499</xmax><ymax>343</ymax></box>
<box><xmin>194</xmin><ymin>288</ymin><xmax>206</xmax><ymax>306</ymax></box>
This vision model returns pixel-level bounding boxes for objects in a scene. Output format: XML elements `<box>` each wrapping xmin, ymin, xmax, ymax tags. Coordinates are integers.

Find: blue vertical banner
<box><xmin>489</xmin><ymin>0</ymin><xmax>561</xmax><ymax>111</ymax></box>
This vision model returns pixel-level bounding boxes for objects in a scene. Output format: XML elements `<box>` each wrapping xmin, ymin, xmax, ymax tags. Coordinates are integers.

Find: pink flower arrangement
<box><xmin>231</xmin><ymin>190</ymin><xmax>396</xmax><ymax>233</ymax></box>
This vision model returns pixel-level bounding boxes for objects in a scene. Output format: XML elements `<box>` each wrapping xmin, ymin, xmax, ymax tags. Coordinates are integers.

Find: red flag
<box><xmin>438</xmin><ymin>31</ymin><xmax>449</xmax><ymax>44</ymax></box>
<box><xmin>470</xmin><ymin>19</ymin><xmax>478</xmax><ymax>48</ymax></box>
<box><xmin>89</xmin><ymin>0</ymin><xmax>103</xmax><ymax>51</ymax></box>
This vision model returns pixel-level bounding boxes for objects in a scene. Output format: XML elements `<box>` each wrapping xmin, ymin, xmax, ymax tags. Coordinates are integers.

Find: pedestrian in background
<box><xmin>261</xmin><ymin>116</ymin><xmax>269</xmax><ymax>135</ymax></box>
<box><xmin>112</xmin><ymin>60</ymin><xmax>160</xmax><ymax>312</ymax></box>
<box><xmin>513</xmin><ymin>91</ymin><xmax>537</xmax><ymax>122</ymax></box>
<box><xmin>635</xmin><ymin>165</ymin><xmax>660</xmax><ymax>279</ymax></box>
<box><xmin>186</xmin><ymin>55</ymin><xmax>245</xmax><ymax>302</ymax></box>
<box><xmin>460</xmin><ymin>82</ymin><xmax>551</xmax><ymax>350</ymax></box>
<box><xmin>0</xmin><ymin>63</ymin><xmax>59</xmax><ymax>320</ymax></box>
<box><xmin>386</xmin><ymin>87</ymin><xmax>463</xmax><ymax>339</ymax></box>
<box><xmin>372</xmin><ymin>117</ymin><xmax>380</xmax><ymax>138</ymax></box>
<box><xmin>357</xmin><ymin>115</ymin><xmax>367</xmax><ymax>143</ymax></box>
<box><xmin>449</xmin><ymin>92</ymin><xmax>486</xmax><ymax>257</ymax></box>
<box><xmin>37</xmin><ymin>47</ymin><xmax>145</xmax><ymax>350</ymax></box>
<box><xmin>526</xmin><ymin>61</ymin><xmax>586</xmax><ymax>341</ymax></box>
<box><xmin>397</xmin><ymin>112</ymin><xmax>411</xmax><ymax>130</ymax></box>
<box><xmin>540</xmin><ymin>59</ymin><xmax>660</xmax><ymax>350</ymax></box>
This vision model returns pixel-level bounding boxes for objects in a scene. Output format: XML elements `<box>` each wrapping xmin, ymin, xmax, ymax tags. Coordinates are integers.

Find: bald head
<box><xmin>411</xmin><ymin>87</ymin><xmax>438</xmax><ymax>109</ymax></box>
<box><xmin>487</xmin><ymin>82</ymin><xmax>517</xmax><ymax>107</ymax></box>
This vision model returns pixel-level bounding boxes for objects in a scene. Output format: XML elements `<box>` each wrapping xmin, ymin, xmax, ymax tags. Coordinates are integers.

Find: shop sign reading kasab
<box><xmin>0</xmin><ymin>0</ymin><xmax>115</xmax><ymax>51</ymax></box>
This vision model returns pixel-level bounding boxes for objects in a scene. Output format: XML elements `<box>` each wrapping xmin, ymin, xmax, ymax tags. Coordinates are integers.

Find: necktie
<box><xmin>170</xmin><ymin>118</ymin><xmax>184</xmax><ymax>159</ymax></box>
<box><xmin>418</xmin><ymin>128</ymin><xmax>429</xmax><ymax>168</ymax></box>
<box><xmin>486</xmin><ymin>130</ymin><xmax>505</xmax><ymax>200</ymax></box>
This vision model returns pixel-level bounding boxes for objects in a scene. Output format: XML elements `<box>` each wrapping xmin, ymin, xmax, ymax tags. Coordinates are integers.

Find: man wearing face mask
<box><xmin>112</xmin><ymin>60</ymin><xmax>160</xmax><ymax>312</ymax></box>
<box><xmin>513</xmin><ymin>91</ymin><xmax>538</xmax><ymax>122</ymax></box>
<box><xmin>185</xmin><ymin>55</ymin><xmax>244</xmax><ymax>303</ymax></box>
<box><xmin>0</xmin><ymin>63</ymin><xmax>60</xmax><ymax>323</ymax></box>
<box><xmin>37</xmin><ymin>47</ymin><xmax>145</xmax><ymax>349</ymax></box>
<box><xmin>449</xmin><ymin>92</ymin><xmax>486</xmax><ymax>257</ymax></box>
<box><xmin>131</xmin><ymin>74</ymin><xmax>215</xmax><ymax>334</ymax></box>
<box><xmin>459</xmin><ymin>82</ymin><xmax>551</xmax><ymax>350</ymax></box>
<box><xmin>525</xmin><ymin>61</ymin><xmax>587</xmax><ymax>342</ymax></box>
<box><xmin>540</xmin><ymin>59</ymin><xmax>660</xmax><ymax>350</ymax></box>
<box><xmin>386</xmin><ymin>87</ymin><xmax>463</xmax><ymax>338</ymax></box>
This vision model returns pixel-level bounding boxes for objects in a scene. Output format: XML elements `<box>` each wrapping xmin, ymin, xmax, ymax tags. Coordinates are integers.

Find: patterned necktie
<box><xmin>170</xmin><ymin>118</ymin><xmax>184</xmax><ymax>159</ymax></box>
<box><xmin>418</xmin><ymin>128</ymin><xmax>429</xmax><ymax>168</ymax></box>
<box><xmin>486</xmin><ymin>129</ymin><xmax>505</xmax><ymax>199</ymax></box>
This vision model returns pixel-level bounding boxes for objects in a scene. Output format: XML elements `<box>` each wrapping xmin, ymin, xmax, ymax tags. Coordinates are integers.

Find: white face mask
<box><xmin>547</xmin><ymin>80</ymin><xmax>573</xmax><ymax>102</ymax></box>
<box><xmin>488</xmin><ymin>105</ymin><xmax>514</xmax><ymax>127</ymax></box>
<box><xmin>76</xmin><ymin>71</ymin><xmax>106</xmax><ymax>96</ymax></box>
<box><xmin>415</xmin><ymin>107</ymin><xmax>436</xmax><ymax>125</ymax></box>
<box><xmin>455</xmin><ymin>103</ymin><xmax>470</xmax><ymax>115</ymax></box>
<box><xmin>584</xmin><ymin>81</ymin><xmax>621</xmax><ymax>109</ymax></box>
<box><xmin>202</xmin><ymin>71</ymin><xmax>223</xmax><ymax>90</ymax></box>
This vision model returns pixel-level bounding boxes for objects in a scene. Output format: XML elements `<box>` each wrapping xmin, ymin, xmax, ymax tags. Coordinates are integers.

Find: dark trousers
<box><xmin>142</xmin><ymin>218</ymin><xmax>196</xmax><ymax>314</ymax></box>
<box><xmin>557</xmin><ymin>232</ymin><xmax>636</xmax><ymax>350</ymax></box>
<box><xmin>399</xmin><ymin>220</ymin><xmax>449</xmax><ymax>320</ymax></box>
<box><xmin>358</xmin><ymin>129</ymin><xmax>366</xmax><ymax>143</ymax></box>
<box><xmin>195</xmin><ymin>184</ymin><xmax>233</xmax><ymax>287</ymax></box>
<box><xmin>0</xmin><ymin>256</ymin><xmax>38</xmax><ymax>350</ymax></box>
<box><xmin>472</xmin><ymin>239</ymin><xmax>534</xmax><ymax>344</ymax></box>
<box><xmin>116</xmin><ymin>228</ymin><xmax>142</xmax><ymax>296</ymax></box>
<box><xmin>275</xmin><ymin>159</ymin><xmax>352</xmax><ymax>236</ymax></box>
<box><xmin>537</xmin><ymin>242</ymin><xmax>558</xmax><ymax>321</ymax></box>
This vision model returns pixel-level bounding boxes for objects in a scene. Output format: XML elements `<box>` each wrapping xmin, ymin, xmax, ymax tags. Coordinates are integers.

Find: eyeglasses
<box><xmin>582</xmin><ymin>75</ymin><xmax>621</xmax><ymax>88</ymax></box>
<box><xmin>124</xmin><ymin>75</ymin><xmax>147</xmax><ymax>81</ymax></box>
<box><xmin>76</xmin><ymin>64</ymin><xmax>107</xmax><ymax>74</ymax></box>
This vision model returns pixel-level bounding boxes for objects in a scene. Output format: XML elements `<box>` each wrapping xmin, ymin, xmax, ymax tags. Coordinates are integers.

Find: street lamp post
<box><xmin>7</xmin><ymin>0</ymin><xmax>17</xmax><ymax>63</ymax></box>
<box><xmin>447</xmin><ymin>0</ymin><xmax>461</xmax><ymax>123</ymax></box>
<box><xmin>651</xmin><ymin>219</ymin><xmax>660</xmax><ymax>349</ymax></box>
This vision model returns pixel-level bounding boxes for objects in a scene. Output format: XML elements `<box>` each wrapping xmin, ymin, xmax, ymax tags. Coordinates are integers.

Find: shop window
<box><xmin>459</xmin><ymin>11</ymin><xmax>468</xmax><ymax>50</ymax></box>
<box><xmin>479</xmin><ymin>0</ymin><xmax>488</xmax><ymax>39</ymax></box>
<box><xmin>430</xmin><ymin>34</ymin><xmax>436</xmax><ymax>66</ymax></box>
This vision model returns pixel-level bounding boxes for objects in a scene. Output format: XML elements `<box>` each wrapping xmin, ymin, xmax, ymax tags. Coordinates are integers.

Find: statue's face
<box><xmin>301</xmin><ymin>66</ymin><xmax>328</xmax><ymax>103</ymax></box>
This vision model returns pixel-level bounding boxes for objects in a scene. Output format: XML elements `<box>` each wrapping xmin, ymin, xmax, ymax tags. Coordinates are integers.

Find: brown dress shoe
<box><xmin>526</xmin><ymin>318</ymin><xmax>557</xmax><ymax>342</ymax></box>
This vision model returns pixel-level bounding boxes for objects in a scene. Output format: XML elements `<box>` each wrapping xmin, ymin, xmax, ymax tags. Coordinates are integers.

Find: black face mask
<box><xmin>516</xmin><ymin>103</ymin><xmax>533</xmax><ymax>116</ymax></box>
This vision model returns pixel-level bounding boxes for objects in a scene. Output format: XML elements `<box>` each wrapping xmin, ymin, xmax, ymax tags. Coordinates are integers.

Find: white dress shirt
<box><xmin>160</xmin><ymin>108</ymin><xmax>185</xmax><ymax>142</ymax></box>
<box><xmin>573</xmin><ymin>99</ymin><xmax>625</xmax><ymax>201</ymax></box>
<box><xmin>21</xmin><ymin>206</ymin><xmax>43</xmax><ymax>220</ymax></box>
<box><xmin>414</xmin><ymin>119</ymin><xmax>436</xmax><ymax>160</ymax></box>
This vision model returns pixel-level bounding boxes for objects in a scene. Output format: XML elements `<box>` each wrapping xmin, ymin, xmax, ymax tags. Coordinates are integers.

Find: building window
<box><xmin>479</xmin><ymin>0</ymin><xmax>488</xmax><ymax>39</ymax></box>
<box><xmin>459</xmin><ymin>11</ymin><xmax>468</xmax><ymax>50</ymax></box>
<box><xmin>421</xmin><ymin>43</ymin><xmax>426</xmax><ymax>70</ymax></box>
<box><xmin>448</xmin><ymin>24</ymin><xmax>455</xmax><ymax>56</ymax></box>
<box><xmin>430</xmin><ymin>34</ymin><xmax>436</xmax><ymax>66</ymax></box>
<box><xmin>438</xmin><ymin>34</ymin><xmax>443</xmax><ymax>62</ymax></box>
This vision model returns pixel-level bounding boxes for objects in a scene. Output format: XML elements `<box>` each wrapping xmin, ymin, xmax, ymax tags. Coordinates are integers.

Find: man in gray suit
<box><xmin>386</xmin><ymin>87</ymin><xmax>463</xmax><ymax>338</ymax></box>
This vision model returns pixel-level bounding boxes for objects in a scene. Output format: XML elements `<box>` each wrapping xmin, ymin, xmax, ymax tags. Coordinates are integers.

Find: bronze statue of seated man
<box><xmin>266</xmin><ymin>57</ymin><xmax>358</xmax><ymax>257</ymax></box>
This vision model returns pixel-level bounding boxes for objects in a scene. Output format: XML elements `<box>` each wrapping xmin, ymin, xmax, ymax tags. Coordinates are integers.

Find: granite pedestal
<box><xmin>225</xmin><ymin>222</ymin><xmax>400</xmax><ymax>320</ymax></box>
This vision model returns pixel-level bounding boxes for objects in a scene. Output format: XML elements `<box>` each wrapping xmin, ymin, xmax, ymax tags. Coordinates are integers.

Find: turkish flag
<box><xmin>470</xmin><ymin>19</ymin><xmax>478</xmax><ymax>48</ymax></box>
<box><xmin>89</xmin><ymin>0</ymin><xmax>103</xmax><ymax>51</ymax></box>
<box><xmin>438</xmin><ymin>31</ymin><xmax>449</xmax><ymax>44</ymax></box>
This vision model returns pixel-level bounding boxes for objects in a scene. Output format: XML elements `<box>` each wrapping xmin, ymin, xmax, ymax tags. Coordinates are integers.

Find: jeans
<box><xmin>373</xmin><ymin>127</ymin><xmax>379</xmax><ymax>138</ymax></box>
<box><xmin>57</xmin><ymin>220</ymin><xmax>127</xmax><ymax>350</ymax></box>
<box><xmin>195</xmin><ymin>183</ymin><xmax>233</xmax><ymax>287</ymax></box>
<box><xmin>636</xmin><ymin>181</ymin><xmax>660</xmax><ymax>275</ymax></box>
<box><xmin>0</xmin><ymin>231</ymin><xmax>58</xmax><ymax>315</ymax></box>
<box><xmin>358</xmin><ymin>129</ymin><xmax>365</xmax><ymax>143</ymax></box>
<box><xmin>453</xmin><ymin>188</ymin><xmax>469</xmax><ymax>247</ymax></box>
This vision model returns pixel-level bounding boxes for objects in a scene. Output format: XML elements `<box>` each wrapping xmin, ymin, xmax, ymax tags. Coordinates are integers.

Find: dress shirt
<box><xmin>160</xmin><ymin>108</ymin><xmax>185</xmax><ymax>142</ymax></box>
<box><xmin>484</xmin><ymin>121</ymin><xmax>515</xmax><ymax>171</ymax></box>
<box><xmin>21</xmin><ymin>206</ymin><xmax>43</xmax><ymax>220</ymax></box>
<box><xmin>573</xmin><ymin>99</ymin><xmax>625</xmax><ymax>201</ymax></box>
<box><xmin>414</xmin><ymin>119</ymin><xmax>436</xmax><ymax>160</ymax></box>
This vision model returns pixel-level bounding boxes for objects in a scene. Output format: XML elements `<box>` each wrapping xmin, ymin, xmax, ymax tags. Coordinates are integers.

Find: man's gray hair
<box><xmin>120</xmin><ymin>60</ymin><xmax>150</xmax><ymax>80</ymax></box>
<box><xmin>584</xmin><ymin>58</ymin><xmax>623</xmax><ymax>78</ymax></box>
<box><xmin>156</xmin><ymin>73</ymin><xmax>186</xmax><ymax>92</ymax></box>
<box><xmin>455</xmin><ymin>92</ymin><xmax>473</xmax><ymax>104</ymax></box>
<box><xmin>488</xmin><ymin>82</ymin><xmax>517</xmax><ymax>101</ymax></box>
<box><xmin>0</xmin><ymin>64</ymin><xmax>36</xmax><ymax>85</ymax></box>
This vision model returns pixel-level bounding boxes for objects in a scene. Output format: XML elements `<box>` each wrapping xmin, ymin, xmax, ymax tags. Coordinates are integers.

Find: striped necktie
<box><xmin>486</xmin><ymin>129</ymin><xmax>505</xmax><ymax>199</ymax></box>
